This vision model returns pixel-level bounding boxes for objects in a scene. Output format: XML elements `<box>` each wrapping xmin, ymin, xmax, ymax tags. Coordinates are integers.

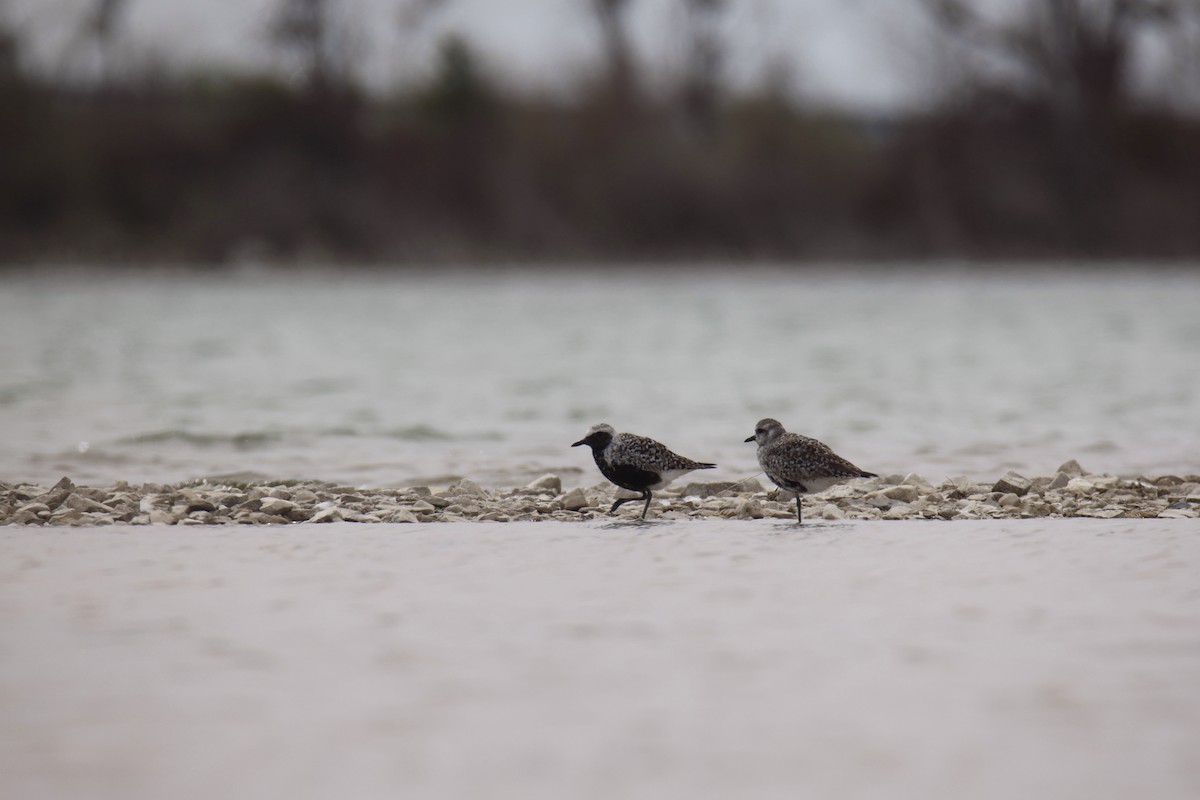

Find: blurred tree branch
<box><xmin>920</xmin><ymin>0</ymin><xmax>1175</xmax><ymax>109</ymax></box>
<box><xmin>590</xmin><ymin>0</ymin><xmax>637</xmax><ymax>99</ymax></box>
<box><xmin>270</xmin><ymin>0</ymin><xmax>366</xmax><ymax>91</ymax></box>
<box><xmin>916</xmin><ymin>0</ymin><xmax>1179</xmax><ymax>250</ymax></box>
<box><xmin>680</xmin><ymin>0</ymin><xmax>727</xmax><ymax>137</ymax></box>
<box><xmin>0</xmin><ymin>10</ymin><xmax>17</xmax><ymax>79</ymax></box>
<box><xmin>398</xmin><ymin>0</ymin><xmax>452</xmax><ymax>33</ymax></box>
<box><xmin>60</xmin><ymin>0</ymin><xmax>127</xmax><ymax>84</ymax></box>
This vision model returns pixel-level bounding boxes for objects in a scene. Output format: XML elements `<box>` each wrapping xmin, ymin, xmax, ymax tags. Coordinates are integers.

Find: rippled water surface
<box><xmin>2</xmin><ymin>265</ymin><xmax>1198</xmax><ymax>487</ymax></box>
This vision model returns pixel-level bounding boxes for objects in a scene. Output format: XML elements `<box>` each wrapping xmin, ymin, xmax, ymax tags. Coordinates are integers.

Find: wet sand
<box><xmin>2</xmin><ymin>520</ymin><xmax>1199</xmax><ymax>800</ymax></box>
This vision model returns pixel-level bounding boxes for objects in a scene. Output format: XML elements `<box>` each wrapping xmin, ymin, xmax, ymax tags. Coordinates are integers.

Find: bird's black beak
<box><xmin>744</xmin><ymin>435</ymin><xmax>755</xmax><ymax>443</ymax></box>
<box><xmin>571</xmin><ymin>439</ymin><xmax>586</xmax><ymax>447</ymax></box>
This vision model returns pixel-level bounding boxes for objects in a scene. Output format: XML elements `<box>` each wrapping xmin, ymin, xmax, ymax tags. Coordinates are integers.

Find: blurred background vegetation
<box><xmin>1</xmin><ymin>0</ymin><xmax>1198</xmax><ymax>266</ymax></box>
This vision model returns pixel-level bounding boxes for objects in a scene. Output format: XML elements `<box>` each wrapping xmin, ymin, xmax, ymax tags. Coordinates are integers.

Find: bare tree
<box><xmin>270</xmin><ymin>0</ymin><xmax>365</xmax><ymax>90</ymax></box>
<box><xmin>1163</xmin><ymin>1</ymin><xmax>1200</xmax><ymax>111</ymax></box>
<box><xmin>921</xmin><ymin>0</ymin><xmax>1176</xmax><ymax>120</ymax></box>
<box><xmin>0</xmin><ymin>3</ymin><xmax>17</xmax><ymax>78</ymax></box>
<box><xmin>395</xmin><ymin>0</ymin><xmax>452</xmax><ymax>83</ymax></box>
<box><xmin>919</xmin><ymin>0</ymin><xmax>1177</xmax><ymax>247</ymax></box>
<box><xmin>398</xmin><ymin>0</ymin><xmax>452</xmax><ymax>33</ymax></box>
<box><xmin>60</xmin><ymin>0</ymin><xmax>127</xmax><ymax>84</ymax></box>
<box><xmin>679</xmin><ymin>0</ymin><xmax>727</xmax><ymax>136</ymax></box>
<box><xmin>590</xmin><ymin>0</ymin><xmax>637</xmax><ymax>97</ymax></box>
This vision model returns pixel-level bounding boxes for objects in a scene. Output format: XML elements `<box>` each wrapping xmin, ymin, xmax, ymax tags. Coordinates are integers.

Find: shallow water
<box><xmin>1</xmin><ymin>265</ymin><xmax>1198</xmax><ymax>487</ymax></box>
<box><xmin>3</xmin><ymin>520</ymin><xmax>1198</xmax><ymax>800</ymax></box>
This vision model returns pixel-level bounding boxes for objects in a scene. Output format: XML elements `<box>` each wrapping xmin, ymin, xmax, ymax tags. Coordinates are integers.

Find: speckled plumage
<box><xmin>572</xmin><ymin>423</ymin><xmax>716</xmax><ymax>519</ymax></box>
<box><xmin>746</xmin><ymin>418</ymin><xmax>876</xmax><ymax>523</ymax></box>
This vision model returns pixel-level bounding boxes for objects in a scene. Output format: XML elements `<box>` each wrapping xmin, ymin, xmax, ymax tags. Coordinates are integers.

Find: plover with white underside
<box><xmin>746</xmin><ymin>417</ymin><xmax>877</xmax><ymax>523</ymax></box>
<box><xmin>572</xmin><ymin>423</ymin><xmax>716</xmax><ymax>519</ymax></box>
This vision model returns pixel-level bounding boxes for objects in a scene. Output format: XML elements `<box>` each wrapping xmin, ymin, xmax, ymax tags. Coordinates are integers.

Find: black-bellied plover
<box><xmin>745</xmin><ymin>417</ymin><xmax>876</xmax><ymax>523</ymax></box>
<box><xmin>572</xmin><ymin>423</ymin><xmax>716</xmax><ymax>519</ymax></box>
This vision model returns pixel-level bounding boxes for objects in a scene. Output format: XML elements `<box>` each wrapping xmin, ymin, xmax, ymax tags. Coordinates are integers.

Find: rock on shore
<box><xmin>2</xmin><ymin>464</ymin><xmax>1198</xmax><ymax>527</ymax></box>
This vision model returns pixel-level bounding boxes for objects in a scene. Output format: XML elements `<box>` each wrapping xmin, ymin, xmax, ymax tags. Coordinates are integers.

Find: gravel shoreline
<box><xmin>3</xmin><ymin>460</ymin><xmax>1198</xmax><ymax>526</ymax></box>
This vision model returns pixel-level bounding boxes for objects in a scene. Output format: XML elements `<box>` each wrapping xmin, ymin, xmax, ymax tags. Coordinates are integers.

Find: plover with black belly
<box><xmin>746</xmin><ymin>417</ymin><xmax>877</xmax><ymax>523</ymax></box>
<box><xmin>572</xmin><ymin>423</ymin><xmax>716</xmax><ymax>519</ymax></box>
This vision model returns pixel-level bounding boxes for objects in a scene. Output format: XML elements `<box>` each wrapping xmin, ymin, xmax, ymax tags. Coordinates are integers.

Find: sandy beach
<box><xmin>2</xmin><ymin>520</ymin><xmax>1198</xmax><ymax>800</ymax></box>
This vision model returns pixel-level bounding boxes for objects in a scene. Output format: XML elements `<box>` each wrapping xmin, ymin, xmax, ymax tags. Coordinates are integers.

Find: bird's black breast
<box><xmin>767</xmin><ymin>474</ymin><xmax>808</xmax><ymax>493</ymax></box>
<box><xmin>593</xmin><ymin>451</ymin><xmax>660</xmax><ymax>491</ymax></box>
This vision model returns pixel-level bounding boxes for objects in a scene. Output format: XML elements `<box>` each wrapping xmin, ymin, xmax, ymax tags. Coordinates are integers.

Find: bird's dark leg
<box><xmin>610</xmin><ymin>496</ymin><xmax>633</xmax><ymax>514</ymax></box>
<box><xmin>640</xmin><ymin>490</ymin><xmax>652</xmax><ymax>520</ymax></box>
<box><xmin>796</xmin><ymin>497</ymin><xmax>803</xmax><ymax>524</ymax></box>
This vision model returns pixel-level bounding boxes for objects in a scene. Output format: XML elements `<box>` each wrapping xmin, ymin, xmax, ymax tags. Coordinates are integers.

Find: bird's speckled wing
<box><xmin>608</xmin><ymin>433</ymin><xmax>715</xmax><ymax>472</ymax></box>
<box><xmin>760</xmin><ymin>433</ymin><xmax>870</xmax><ymax>484</ymax></box>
